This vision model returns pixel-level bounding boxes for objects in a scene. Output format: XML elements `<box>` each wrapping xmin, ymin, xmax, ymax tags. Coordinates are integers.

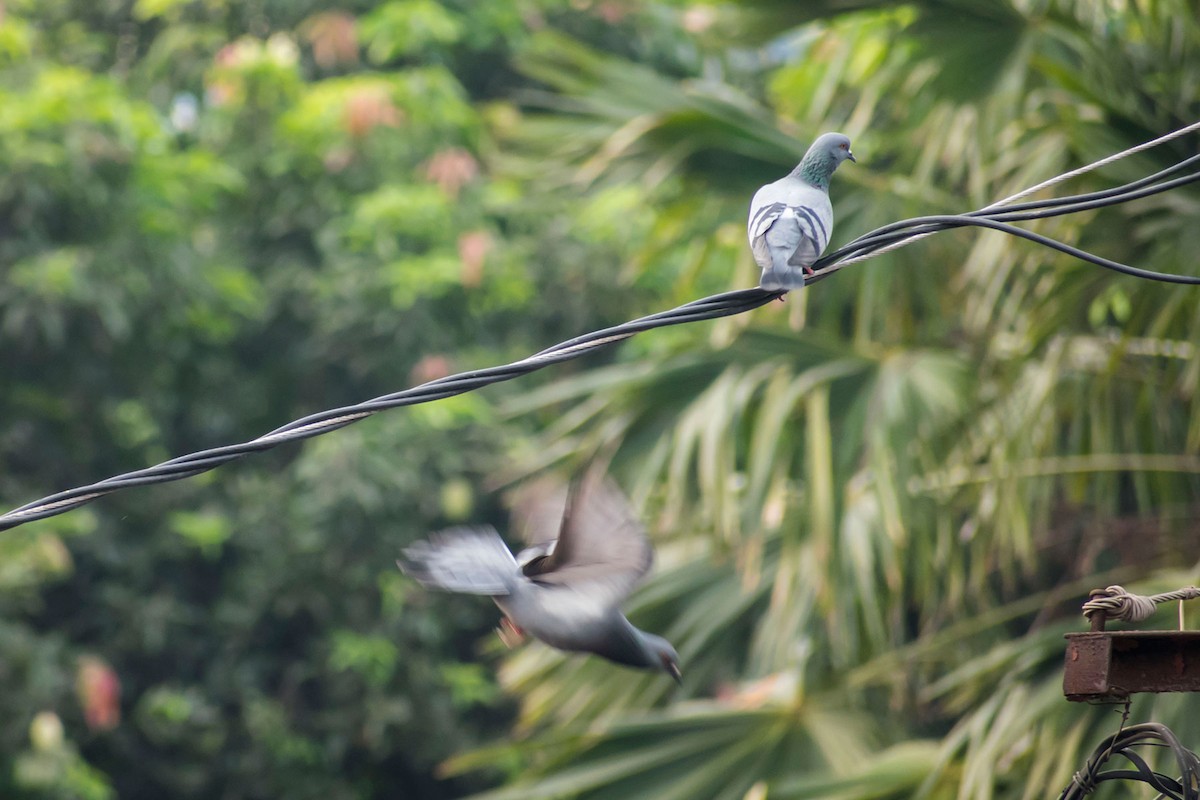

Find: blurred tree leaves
<box><xmin>462</xmin><ymin>1</ymin><xmax>1200</xmax><ymax>798</ymax></box>
<box><xmin>3</xmin><ymin>0</ymin><xmax>1200</xmax><ymax>799</ymax></box>
<box><xmin>360</xmin><ymin>0</ymin><xmax>465</xmax><ymax>63</ymax></box>
<box><xmin>0</xmin><ymin>0</ymin><xmax>658</xmax><ymax>797</ymax></box>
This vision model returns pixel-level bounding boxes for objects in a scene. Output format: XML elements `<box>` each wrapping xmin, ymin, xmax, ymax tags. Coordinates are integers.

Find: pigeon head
<box><xmin>641</xmin><ymin>633</ymin><xmax>682</xmax><ymax>685</ymax></box>
<box><xmin>795</xmin><ymin>132</ymin><xmax>855</xmax><ymax>190</ymax></box>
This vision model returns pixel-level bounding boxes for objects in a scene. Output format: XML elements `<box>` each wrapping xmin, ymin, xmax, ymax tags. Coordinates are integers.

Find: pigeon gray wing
<box><xmin>398</xmin><ymin>526</ymin><xmax>519</xmax><ymax>596</ymax></box>
<box><xmin>514</xmin><ymin>539</ymin><xmax>556</xmax><ymax>572</ymax></box>
<box><xmin>507</xmin><ymin>478</ymin><xmax>567</xmax><ymax>571</ymax></box>
<box><xmin>748</xmin><ymin>199</ymin><xmax>787</xmax><ymax>271</ymax></box>
<box><xmin>520</xmin><ymin>474</ymin><xmax>653</xmax><ymax>609</ymax></box>
<box><xmin>748</xmin><ymin>179</ymin><xmax>834</xmax><ymax>289</ymax></box>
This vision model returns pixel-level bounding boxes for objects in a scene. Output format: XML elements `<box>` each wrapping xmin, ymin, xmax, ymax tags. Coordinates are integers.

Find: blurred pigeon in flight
<box><xmin>748</xmin><ymin>132</ymin><xmax>855</xmax><ymax>291</ymax></box>
<box><xmin>399</xmin><ymin>474</ymin><xmax>682</xmax><ymax>683</ymax></box>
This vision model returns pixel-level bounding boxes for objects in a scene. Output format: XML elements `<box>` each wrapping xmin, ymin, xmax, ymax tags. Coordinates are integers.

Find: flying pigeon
<box><xmin>398</xmin><ymin>474</ymin><xmax>682</xmax><ymax>683</ymax></box>
<box><xmin>748</xmin><ymin>131</ymin><xmax>855</xmax><ymax>291</ymax></box>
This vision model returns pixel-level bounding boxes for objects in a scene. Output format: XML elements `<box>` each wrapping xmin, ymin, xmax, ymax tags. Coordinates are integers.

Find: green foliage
<box><xmin>360</xmin><ymin>0</ymin><xmax>465</xmax><ymax>63</ymax></box>
<box><xmin>2</xmin><ymin>0</ymin><xmax>1199</xmax><ymax>798</ymax></box>
<box><xmin>167</xmin><ymin>510</ymin><xmax>233</xmax><ymax>557</ymax></box>
<box><xmin>0</xmin><ymin>0</ymin><xmax>625</xmax><ymax>797</ymax></box>
<box><xmin>463</xmin><ymin>0</ymin><xmax>1200</xmax><ymax>798</ymax></box>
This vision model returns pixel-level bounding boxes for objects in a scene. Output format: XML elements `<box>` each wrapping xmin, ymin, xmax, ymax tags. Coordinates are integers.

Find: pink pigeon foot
<box><xmin>497</xmin><ymin>616</ymin><xmax>526</xmax><ymax>648</ymax></box>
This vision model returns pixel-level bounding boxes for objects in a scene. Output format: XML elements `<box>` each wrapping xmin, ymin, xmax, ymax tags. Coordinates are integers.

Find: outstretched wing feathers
<box><xmin>521</xmin><ymin>474</ymin><xmax>653</xmax><ymax>608</ymax></box>
<box><xmin>398</xmin><ymin>526</ymin><xmax>518</xmax><ymax>596</ymax></box>
<box><xmin>402</xmin><ymin>474</ymin><xmax>654</xmax><ymax>613</ymax></box>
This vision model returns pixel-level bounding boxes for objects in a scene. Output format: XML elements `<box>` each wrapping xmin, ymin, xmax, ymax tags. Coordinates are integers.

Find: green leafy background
<box><xmin>1</xmin><ymin>0</ymin><xmax>1199</xmax><ymax>797</ymax></box>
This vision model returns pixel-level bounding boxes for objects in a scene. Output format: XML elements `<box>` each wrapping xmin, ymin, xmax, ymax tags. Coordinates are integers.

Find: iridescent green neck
<box><xmin>793</xmin><ymin>150</ymin><xmax>835</xmax><ymax>191</ymax></box>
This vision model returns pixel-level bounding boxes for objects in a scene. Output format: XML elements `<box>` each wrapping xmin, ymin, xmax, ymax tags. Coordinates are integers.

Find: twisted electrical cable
<box><xmin>1059</xmin><ymin>722</ymin><xmax>1200</xmax><ymax>800</ymax></box>
<box><xmin>0</xmin><ymin>288</ymin><xmax>775</xmax><ymax>529</ymax></box>
<box><xmin>812</xmin><ymin>117</ymin><xmax>1200</xmax><ymax>278</ymax></box>
<box><xmin>2</xmin><ymin>123</ymin><xmax>1199</xmax><ymax>531</ymax></box>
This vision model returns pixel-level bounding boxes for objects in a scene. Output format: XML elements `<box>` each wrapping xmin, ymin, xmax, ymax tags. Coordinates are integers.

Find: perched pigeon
<box><xmin>748</xmin><ymin>131</ymin><xmax>855</xmax><ymax>291</ymax></box>
<box><xmin>399</xmin><ymin>475</ymin><xmax>682</xmax><ymax>683</ymax></box>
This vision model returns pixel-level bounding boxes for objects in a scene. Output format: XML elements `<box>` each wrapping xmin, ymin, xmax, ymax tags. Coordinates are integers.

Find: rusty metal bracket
<box><xmin>1064</xmin><ymin>625</ymin><xmax>1200</xmax><ymax>701</ymax></box>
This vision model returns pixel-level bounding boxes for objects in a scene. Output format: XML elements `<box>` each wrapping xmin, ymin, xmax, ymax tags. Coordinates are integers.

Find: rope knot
<box><xmin>1082</xmin><ymin>584</ymin><xmax>1200</xmax><ymax>625</ymax></box>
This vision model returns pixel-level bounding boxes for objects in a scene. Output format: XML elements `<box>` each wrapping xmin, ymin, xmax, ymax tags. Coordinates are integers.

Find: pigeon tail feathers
<box><xmin>759</xmin><ymin>266</ymin><xmax>808</xmax><ymax>291</ymax></box>
<box><xmin>398</xmin><ymin>526</ymin><xmax>518</xmax><ymax>596</ymax></box>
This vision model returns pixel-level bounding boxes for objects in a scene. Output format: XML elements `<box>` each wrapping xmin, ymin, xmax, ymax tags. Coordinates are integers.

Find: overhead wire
<box><xmin>1058</xmin><ymin>722</ymin><xmax>1200</xmax><ymax>799</ymax></box>
<box><xmin>1</xmin><ymin>122</ymin><xmax>1198</xmax><ymax>531</ymax></box>
<box><xmin>811</xmin><ymin>116</ymin><xmax>1200</xmax><ymax>277</ymax></box>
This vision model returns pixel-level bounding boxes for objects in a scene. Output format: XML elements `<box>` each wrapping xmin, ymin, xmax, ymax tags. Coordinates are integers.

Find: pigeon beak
<box><xmin>847</xmin><ymin>150</ymin><xmax>856</xmax><ymax>163</ymax></box>
<box><xmin>667</xmin><ymin>662</ymin><xmax>683</xmax><ymax>685</ymax></box>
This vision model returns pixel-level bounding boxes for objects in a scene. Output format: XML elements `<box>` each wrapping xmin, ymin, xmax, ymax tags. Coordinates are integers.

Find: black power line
<box><xmin>1059</xmin><ymin>722</ymin><xmax>1200</xmax><ymax>799</ymax></box>
<box><xmin>2</xmin><ymin>141</ymin><xmax>1199</xmax><ymax>531</ymax></box>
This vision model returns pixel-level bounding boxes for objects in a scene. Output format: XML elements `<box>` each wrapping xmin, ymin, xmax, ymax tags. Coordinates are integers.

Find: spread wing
<box><xmin>507</xmin><ymin>477</ymin><xmax>568</xmax><ymax>571</ymax></box>
<box><xmin>520</xmin><ymin>473</ymin><xmax>653</xmax><ymax>610</ymax></box>
<box><xmin>398</xmin><ymin>526</ymin><xmax>518</xmax><ymax>596</ymax></box>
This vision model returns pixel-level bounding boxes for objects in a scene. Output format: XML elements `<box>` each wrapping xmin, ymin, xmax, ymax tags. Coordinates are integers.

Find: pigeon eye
<box><xmin>839</xmin><ymin>143</ymin><xmax>847</xmax><ymax>149</ymax></box>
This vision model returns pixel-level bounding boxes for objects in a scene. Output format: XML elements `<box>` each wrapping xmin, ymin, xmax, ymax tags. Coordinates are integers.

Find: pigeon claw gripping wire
<box><xmin>497</xmin><ymin>616</ymin><xmax>525</xmax><ymax>648</ymax></box>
